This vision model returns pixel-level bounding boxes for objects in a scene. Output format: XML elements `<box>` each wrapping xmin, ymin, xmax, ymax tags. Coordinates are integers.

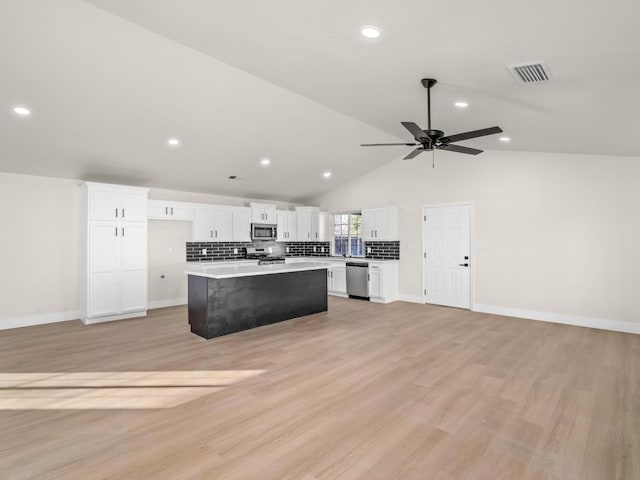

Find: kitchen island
<box><xmin>185</xmin><ymin>262</ymin><xmax>329</xmax><ymax>339</ymax></box>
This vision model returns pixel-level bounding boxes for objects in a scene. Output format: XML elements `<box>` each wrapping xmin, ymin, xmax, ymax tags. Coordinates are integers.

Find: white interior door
<box><xmin>423</xmin><ymin>205</ymin><xmax>471</xmax><ymax>309</ymax></box>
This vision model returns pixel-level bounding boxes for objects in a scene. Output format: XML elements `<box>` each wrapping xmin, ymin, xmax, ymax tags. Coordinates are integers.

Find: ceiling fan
<box><xmin>361</xmin><ymin>78</ymin><xmax>503</xmax><ymax>159</ymax></box>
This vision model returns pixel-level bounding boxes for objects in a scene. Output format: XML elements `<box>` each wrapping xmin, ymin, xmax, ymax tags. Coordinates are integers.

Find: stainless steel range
<box><xmin>246</xmin><ymin>247</ymin><xmax>286</xmax><ymax>265</ymax></box>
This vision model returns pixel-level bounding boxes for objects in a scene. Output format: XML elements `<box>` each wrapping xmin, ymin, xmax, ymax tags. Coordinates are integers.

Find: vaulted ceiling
<box><xmin>1</xmin><ymin>0</ymin><xmax>639</xmax><ymax>202</ymax></box>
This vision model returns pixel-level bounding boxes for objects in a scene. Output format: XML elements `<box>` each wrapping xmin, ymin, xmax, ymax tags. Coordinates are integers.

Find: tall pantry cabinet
<box><xmin>82</xmin><ymin>182</ymin><xmax>149</xmax><ymax>324</ymax></box>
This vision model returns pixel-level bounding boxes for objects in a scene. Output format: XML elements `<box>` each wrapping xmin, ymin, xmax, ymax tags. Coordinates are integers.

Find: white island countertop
<box><xmin>185</xmin><ymin>261</ymin><xmax>330</xmax><ymax>279</ymax></box>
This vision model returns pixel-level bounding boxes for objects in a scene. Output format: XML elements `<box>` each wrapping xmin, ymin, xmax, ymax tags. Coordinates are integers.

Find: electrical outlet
<box><xmin>321</xmin><ymin>246</ymin><xmax>325</xmax><ymax>252</ymax></box>
<box><xmin>233</xmin><ymin>248</ymin><xmax>238</xmax><ymax>254</ymax></box>
<box><xmin>286</xmin><ymin>246</ymin><xmax>290</xmax><ymax>253</ymax></box>
<box><xmin>313</xmin><ymin>246</ymin><xmax>317</xmax><ymax>252</ymax></box>
<box><xmin>201</xmin><ymin>248</ymin><xmax>207</xmax><ymax>255</ymax></box>
<box><xmin>367</xmin><ymin>247</ymin><xmax>371</xmax><ymax>254</ymax></box>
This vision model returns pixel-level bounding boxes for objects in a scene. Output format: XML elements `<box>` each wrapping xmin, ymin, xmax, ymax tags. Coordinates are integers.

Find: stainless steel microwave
<box><xmin>251</xmin><ymin>223</ymin><xmax>277</xmax><ymax>241</ymax></box>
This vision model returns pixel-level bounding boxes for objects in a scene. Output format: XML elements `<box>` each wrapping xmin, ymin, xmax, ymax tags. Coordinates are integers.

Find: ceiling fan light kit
<box><xmin>361</xmin><ymin>78</ymin><xmax>503</xmax><ymax>161</ymax></box>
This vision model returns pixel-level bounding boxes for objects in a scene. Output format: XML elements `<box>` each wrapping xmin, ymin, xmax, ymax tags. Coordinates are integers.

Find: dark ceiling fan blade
<box><xmin>403</xmin><ymin>147</ymin><xmax>425</xmax><ymax>160</ymax></box>
<box><xmin>401</xmin><ymin>122</ymin><xmax>427</xmax><ymax>140</ymax></box>
<box><xmin>444</xmin><ymin>126</ymin><xmax>503</xmax><ymax>143</ymax></box>
<box><xmin>361</xmin><ymin>142</ymin><xmax>418</xmax><ymax>146</ymax></box>
<box><xmin>439</xmin><ymin>144</ymin><xmax>483</xmax><ymax>155</ymax></box>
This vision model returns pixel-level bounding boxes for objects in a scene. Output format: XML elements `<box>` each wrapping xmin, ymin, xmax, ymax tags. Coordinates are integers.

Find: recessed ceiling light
<box><xmin>360</xmin><ymin>26</ymin><xmax>381</xmax><ymax>39</ymax></box>
<box><xmin>13</xmin><ymin>106</ymin><xmax>30</xmax><ymax>116</ymax></box>
<box><xmin>323</xmin><ymin>172</ymin><xmax>332</xmax><ymax>179</ymax></box>
<box><xmin>454</xmin><ymin>102</ymin><xmax>468</xmax><ymax>108</ymax></box>
<box><xmin>499</xmin><ymin>137</ymin><xmax>511</xmax><ymax>142</ymax></box>
<box><xmin>260</xmin><ymin>158</ymin><xmax>270</xmax><ymax>166</ymax></box>
<box><xmin>167</xmin><ymin>138</ymin><xmax>180</xmax><ymax>146</ymax></box>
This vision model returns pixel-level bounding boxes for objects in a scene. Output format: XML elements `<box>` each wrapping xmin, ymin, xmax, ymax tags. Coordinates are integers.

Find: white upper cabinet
<box><xmin>362</xmin><ymin>206</ymin><xmax>398</xmax><ymax>241</ymax></box>
<box><xmin>318</xmin><ymin>211</ymin><xmax>330</xmax><ymax>242</ymax></box>
<box><xmin>276</xmin><ymin>210</ymin><xmax>297</xmax><ymax>241</ymax></box>
<box><xmin>148</xmin><ymin>200</ymin><xmax>194</xmax><ymax>221</ymax></box>
<box><xmin>193</xmin><ymin>205</ymin><xmax>250</xmax><ymax>242</ymax></box>
<box><xmin>296</xmin><ymin>206</ymin><xmax>320</xmax><ymax>241</ymax></box>
<box><xmin>193</xmin><ymin>207</ymin><xmax>215</xmax><ymax>242</ymax></box>
<box><xmin>232</xmin><ymin>207</ymin><xmax>251</xmax><ymax>242</ymax></box>
<box><xmin>250</xmin><ymin>202</ymin><xmax>277</xmax><ymax>224</ymax></box>
<box><xmin>88</xmin><ymin>184</ymin><xmax>147</xmax><ymax>223</ymax></box>
<box><xmin>212</xmin><ymin>208</ymin><xmax>233</xmax><ymax>242</ymax></box>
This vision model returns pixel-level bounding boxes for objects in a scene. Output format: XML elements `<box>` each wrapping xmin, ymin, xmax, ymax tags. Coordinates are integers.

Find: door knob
<box><xmin>459</xmin><ymin>263</ymin><xmax>469</xmax><ymax>267</ymax></box>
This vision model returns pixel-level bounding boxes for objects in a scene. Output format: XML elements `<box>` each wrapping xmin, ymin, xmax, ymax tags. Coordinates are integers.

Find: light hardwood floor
<box><xmin>1</xmin><ymin>298</ymin><xmax>638</xmax><ymax>479</ymax></box>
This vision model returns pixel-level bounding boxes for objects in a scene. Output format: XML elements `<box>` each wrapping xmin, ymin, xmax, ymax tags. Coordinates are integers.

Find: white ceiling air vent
<box><xmin>508</xmin><ymin>62</ymin><xmax>553</xmax><ymax>84</ymax></box>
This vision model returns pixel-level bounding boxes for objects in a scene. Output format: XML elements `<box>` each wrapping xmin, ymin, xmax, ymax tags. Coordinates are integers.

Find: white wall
<box><xmin>0</xmin><ymin>173</ymin><xmax>82</xmax><ymax>328</ymax></box>
<box><xmin>148</xmin><ymin>220</ymin><xmax>190</xmax><ymax>309</ymax></box>
<box><xmin>310</xmin><ymin>150</ymin><xmax>640</xmax><ymax>331</ymax></box>
<box><xmin>0</xmin><ymin>171</ymin><xmax>295</xmax><ymax>329</ymax></box>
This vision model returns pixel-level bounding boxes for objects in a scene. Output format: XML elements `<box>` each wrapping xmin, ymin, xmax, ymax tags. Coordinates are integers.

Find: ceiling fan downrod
<box><xmin>421</xmin><ymin>78</ymin><xmax>437</xmax><ymax>130</ymax></box>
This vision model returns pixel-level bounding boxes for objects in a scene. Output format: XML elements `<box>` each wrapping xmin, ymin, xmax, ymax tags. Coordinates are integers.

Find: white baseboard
<box><xmin>474</xmin><ymin>304</ymin><xmax>640</xmax><ymax>335</ymax></box>
<box><xmin>0</xmin><ymin>310</ymin><xmax>81</xmax><ymax>331</ymax></box>
<box><xmin>83</xmin><ymin>310</ymin><xmax>147</xmax><ymax>325</ymax></box>
<box><xmin>398</xmin><ymin>294</ymin><xmax>424</xmax><ymax>304</ymax></box>
<box><xmin>148</xmin><ymin>298</ymin><xmax>187</xmax><ymax>310</ymax></box>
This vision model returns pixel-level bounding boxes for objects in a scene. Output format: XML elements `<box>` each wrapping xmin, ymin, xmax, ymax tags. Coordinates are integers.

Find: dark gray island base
<box><xmin>188</xmin><ymin>269</ymin><xmax>328</xmax><ymax>339</ymax></box>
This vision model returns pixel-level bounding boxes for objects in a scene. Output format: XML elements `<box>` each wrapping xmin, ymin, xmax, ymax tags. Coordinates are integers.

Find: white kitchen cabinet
<box><xmin>89</xmin><ymin>184</ymin><xmax>147</xmax><ymax>223</ymax></box>
<box><xmin>83</xmin><ymin>182</ymin><xmax>148</xmax><ymax>324</ymax></box>
<box><xmin>362</xmin><ymin>206</ymin><xmax>398</xmax><ymax>241</ymax></box>
<box><xmin>148</xmin><ymin>200</ymin><xmax>194</xmax><ymax>221</ymax></box>
<box><xmin>368</xmin><ymin>262</ymin><xmax>399</xmax><ymax>303</ymax></box>
<box><xmin>232</xmin><ymin>207</ymin><xmax>251</xmax><ymax>242</ymax></box>
<box><xmin>250</xmin><ymin>202</ymin><xmax>277</xmax><ymax>224</ymax></box>
<box><xmin>296</xmin><ymin>206</ymin><xmax>320</xmax><ymax>241</ymax></box>
<box><xmin>368</xmin><ymin>265</ymin><xmax>384</xmax><ymax>299</ymax></box>
<box><xmin>327</xmin><ymin>265</ymin><xmax>347</xmax><ymax>295</ymax></box>
<box><xmin>193</xmin><ymin>207</ymin><xmax>214</xmax><ymax>241</ymax></box>
<box><xmin>193</xmin><ymin>206</ymin><xmax>236</xmax><ymax>242</ymax></box>
<box><xmin>276</xmin><ymin>210</ymin><xmax>297</xmax><ymax>241</ymax></box>
<box><xmin>120</xmin><ymin>222</ymin><xmax>148</xmax><ymax>312</ymax></box>
<box><xmin>213</xmin><ymin>208</ymin><xmax>233</xmax><ymax>241</ymax></box>
<box><xmin>318</xmin><ymin>211</ymin><xmax>331</xmax><ymax>242</ymax></box>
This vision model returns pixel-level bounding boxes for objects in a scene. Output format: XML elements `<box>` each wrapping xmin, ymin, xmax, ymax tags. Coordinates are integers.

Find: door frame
<box><xmin>421</xmin><ymin>202</ymin><xmax>475</xmax><ymax>310</ymax></box>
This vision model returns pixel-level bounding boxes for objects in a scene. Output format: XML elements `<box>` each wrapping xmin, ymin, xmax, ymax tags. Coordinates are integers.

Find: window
<box><xmin>333</xmin><ymin>212</ymin><xmax>364</xmax><ymax>257</ymax></box>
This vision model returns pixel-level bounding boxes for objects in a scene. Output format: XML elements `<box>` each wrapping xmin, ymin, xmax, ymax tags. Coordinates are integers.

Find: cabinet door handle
<box><xmin>115</xmin><ymin>227</ymin><xmax>118</xmax><ymax>237</ymax></box>
<box><xmin>368</xmin><ymin>274</ymin><xmax>370</xmax><ymax>281</ymax></box>
<box><xmin>115</xmin><ymin>208</ymin><xmax>118</xmax><ymax>218</ymax></box>
<box><xmin>122</xmin><ymin>227</ymin><xmax>125</xmax><ymax>237</ymax></box>
<box><xmin>215</xmin><ymin>230</ymin><xmax>218</xmax><ymax>238</ymax></box>
<box><xmin>171</xmin><ymin>207</ymin><xmax>174</xmax><ymax>215</ymax></box>
<box><xmin>316</xmin><ymin>232</ymin><xmax>318</xmax><ymax>238</ymax></box>
<box><xmin>165</xmin><ymin>207</ymin><xmax>168</xmax><ymax>215</ymax></box>
<box><xmin>210</xmin><ymin>230</ymin><xmax>213</xmax><ymax>238</ymax></box>
<box><xmin>371</xmin><ymin>230</ymin><xmax>374</xmax><ymax>237</ymax></box>
<box><xmin>122</xmin><ymin>209</ymin><xmax>125</xmax><ymax>218</ymax></box>
<box><xmin>375</xmin><ymin>230</ymin><xmax>378</xmax><ymax>238</ymax></box>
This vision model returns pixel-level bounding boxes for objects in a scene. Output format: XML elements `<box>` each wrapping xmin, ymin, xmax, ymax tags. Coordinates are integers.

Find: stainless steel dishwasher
<box><xmin>346</xmin><ymin>262</ymin><xmax>369</xmax><ymax>300</ymax></box>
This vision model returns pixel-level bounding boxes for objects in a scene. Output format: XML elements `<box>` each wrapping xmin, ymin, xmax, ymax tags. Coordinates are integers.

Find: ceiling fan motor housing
<box><xmin>423</xmin><ymin>129</ymin><xmax>444</xmax><ymax>142</ymax></box>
